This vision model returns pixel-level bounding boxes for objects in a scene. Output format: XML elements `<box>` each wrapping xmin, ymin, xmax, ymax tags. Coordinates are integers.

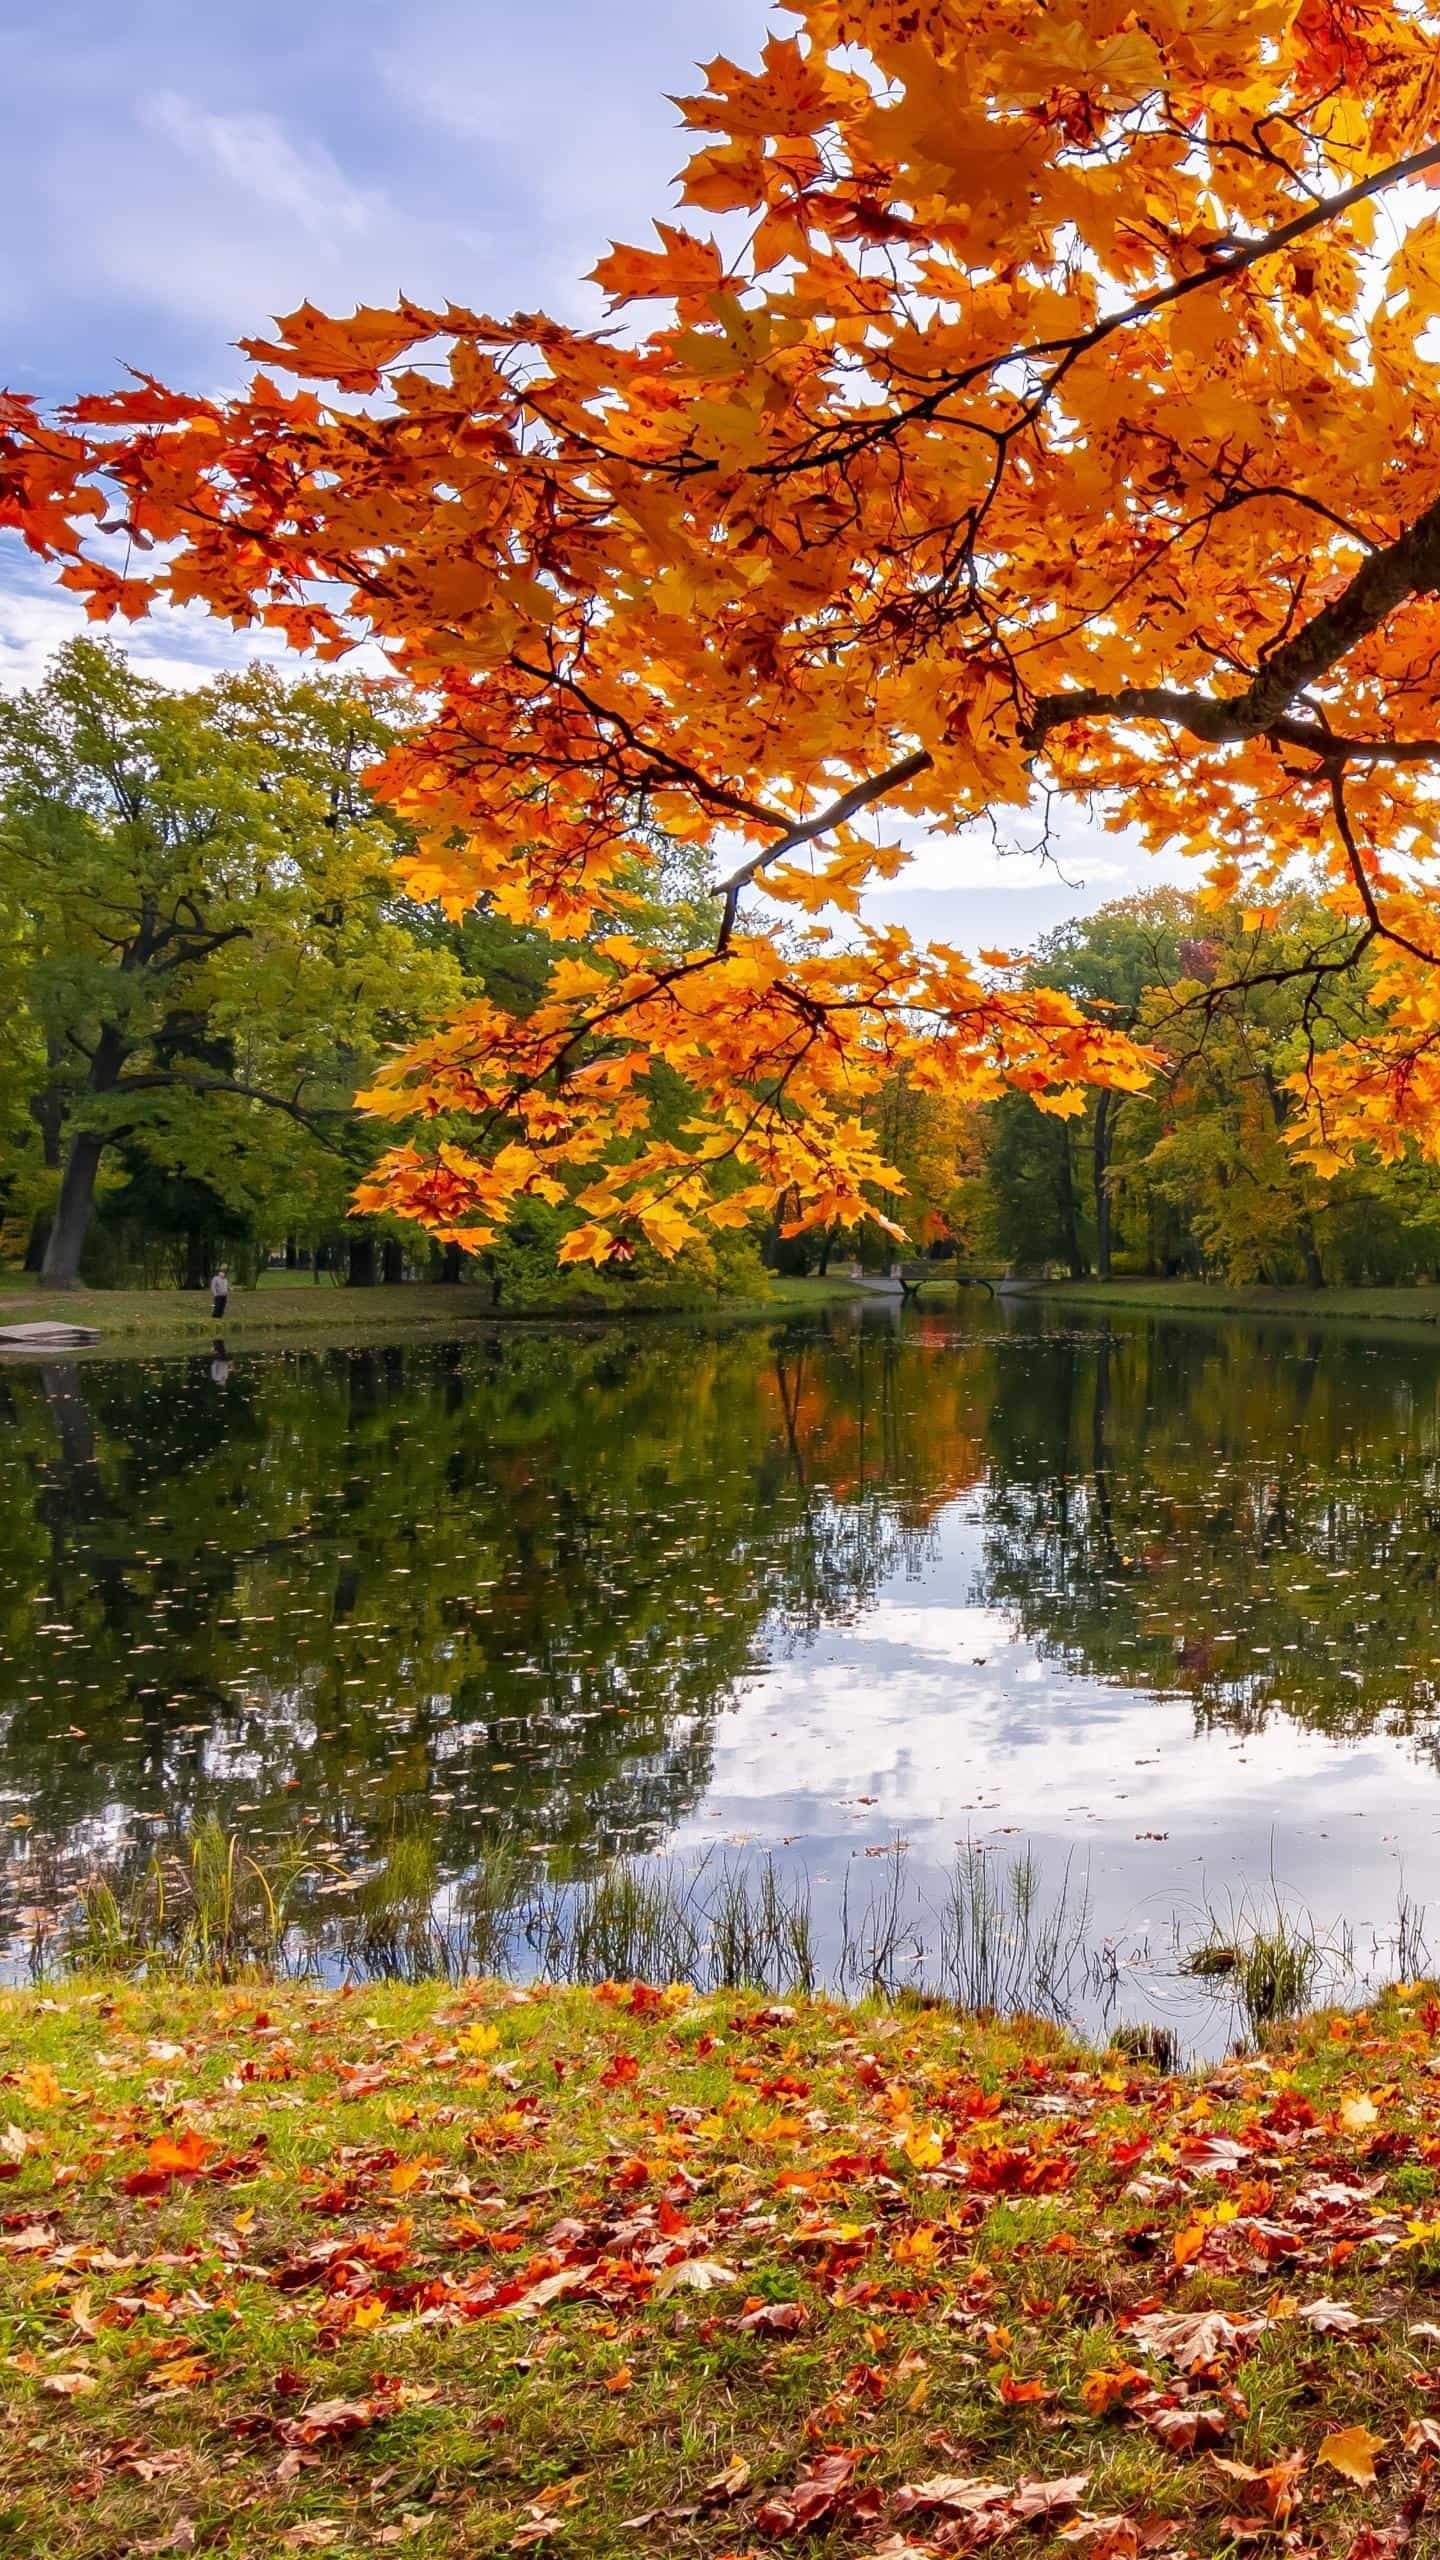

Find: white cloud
<box><xmin>141</xmin><ymin>92</ymin><xmax>374</xmax><ymax>239</ymax></box>
<box><xmin>0</xmin><ymin>556</ymin><xmax>304</xmax><ymax>693</ymax></box>
<box><xmin>73</xmin><ymin>88</ymin><xmax>495</xmax><ymax>338</ymax></box>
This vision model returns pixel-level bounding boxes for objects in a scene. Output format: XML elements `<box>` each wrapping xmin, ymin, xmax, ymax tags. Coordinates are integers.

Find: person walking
<box><xmin>210</xmin><ymin>1264</ymin><xmax>230</xmax><ymax>1323</ymax></box>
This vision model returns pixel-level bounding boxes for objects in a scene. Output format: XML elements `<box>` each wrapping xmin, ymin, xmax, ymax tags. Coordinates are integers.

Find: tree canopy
<box><xmin>0</xmin><ymin>641</ymin><xmax>458</xmax><ymax>1282</ymax></box>
<box><xmin>9</xmin><ymin>1</ymin><xmax>1440</xmax><ymax>1259</ymax></box>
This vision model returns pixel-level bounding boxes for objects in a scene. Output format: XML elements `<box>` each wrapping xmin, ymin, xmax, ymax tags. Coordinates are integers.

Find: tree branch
<box><xmin>111</xmin><ymin>1073</ymin><xmax>350</xmax><ymax>1150</ymax></box>
<box><xmin>712</xmin><ymin>748</ymin><xmax>933</xmax><ymax>947</ymax></box>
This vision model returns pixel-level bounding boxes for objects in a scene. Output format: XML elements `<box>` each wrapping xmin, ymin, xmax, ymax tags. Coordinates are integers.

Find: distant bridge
<box><xmin>844</xmin><ymin>1263</ymin><xmax>996</xmax><ymax>1301</ymax></box>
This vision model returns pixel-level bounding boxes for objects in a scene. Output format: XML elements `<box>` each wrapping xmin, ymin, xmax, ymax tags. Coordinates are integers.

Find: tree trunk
<box><xmin>38</xmin><ymin>1025</ymin><xmax>128</xmax><ymax>1288</ymax></box>
<box><xmin>1056</xmin><ymin>1126</ymin><xmax>1086</xmax><ymax>1280</ymax></box>
<box><xmin>39</xmin><ymin>1132</ymin><xmax>105</xmax><ymax>1288</ymax></box>
<box><xmin>1260</xmin><ymin>1063</ymin><xmax>1325</xmax><ymax>1289</ymax></box>
<box><xmin>285</xmin><ymin>1235</ymin><xmax>298</xmax><ymax>1270</ymax></box>
<box><xmin>346</xmin><ymin>1234</ymin><xmax>378</xmax><ymax>1288</ymax></box>
<box><xmin>26</xmin><ymin>1051</ymin><xmax>65</xmax><ymax>1269</ymax></box>
<box><xmin>439</xmin><ymin>1241</ymin><xmax>463</xmax><ymax>1285</ymax></box>
<box><xmin>381</xmin><ymin>1239</ymin><xmax>405</xmax><ymax>1285</ymax></box>
<box><xmin>1093</xmin><ymin>1091</ymin><xmax>1115</xmax><ymax>1280</ymax></box>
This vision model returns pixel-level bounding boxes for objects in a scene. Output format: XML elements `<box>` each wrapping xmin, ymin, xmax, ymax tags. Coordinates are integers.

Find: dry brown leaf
<box><xmin>1129</xmin><ymin>2308</ymin><xmax>1265</xmax><ymax>2370</ymax></box>
<box><xmin>652</xmin><ymin>2256</ymin><xmax>737</xmax><ymax>2298</ymax></box>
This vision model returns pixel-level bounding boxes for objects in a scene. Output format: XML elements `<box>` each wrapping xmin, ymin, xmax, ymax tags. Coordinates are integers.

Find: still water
<box><xmin>4</xmin><ymin>1300</ymin><xmax>1440</xmax><ymax>2043</ymax></box>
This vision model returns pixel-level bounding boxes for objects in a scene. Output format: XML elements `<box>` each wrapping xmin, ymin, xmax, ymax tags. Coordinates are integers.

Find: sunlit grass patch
<box><xmin>3</xmin><ymin>1977</ymin><xmax>1440</xmax><ymax>2555</ymax></box>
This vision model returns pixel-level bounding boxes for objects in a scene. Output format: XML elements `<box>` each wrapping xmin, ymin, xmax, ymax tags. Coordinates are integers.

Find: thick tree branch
<box><xmin>1023</xmin><ymin>486</ymin><xmax>1440</xmax><ymax>761</ymax></box>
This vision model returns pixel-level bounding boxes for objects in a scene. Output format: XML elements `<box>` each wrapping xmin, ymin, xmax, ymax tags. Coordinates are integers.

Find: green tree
<box><xmin>0</xmin><ymin>641</ymin><xmax>459</xmax><ymax>1286</ymax></box>
<box><xmin>1029</xmin><ymin>897</ymin><xmax>1189</xmax><ymax>1279</ymax></box>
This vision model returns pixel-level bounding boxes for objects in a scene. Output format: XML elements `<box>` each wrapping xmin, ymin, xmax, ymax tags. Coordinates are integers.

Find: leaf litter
<box><xmin>3</xmin><ymin>1977</ymin><xmax>1440</xmax><ymax>2553</ymax></box>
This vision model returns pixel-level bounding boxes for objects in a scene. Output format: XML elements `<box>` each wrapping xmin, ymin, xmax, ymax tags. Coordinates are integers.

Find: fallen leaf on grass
<box><xmin>509</xmin><ymin>2264</ymin><xmax>596</xmax><ymax>2317</ymax></box>
<box><xmin>277</xmin><ymin>2397</ymin><xmax>384</xmax><ymax>2449</ymax></box>
<box><xmin>1</xmin><ymin>2224</ymin><xmax>56</xmax><ymax>2255</ymax></box>
<box><xmin>1212</xmin><ymin>2450</ymin><xmax>1307</xmax><ymax>2523</ymax></box>
<box><xmin>1059</xmin><ymin>2521</ymin><xmax>1174</xmax><ymax>2556</ymax></box>
<box><xmin>121</xmin><ymin>2127</ymin><xmax>218</xmax><ymax>2194</ymax></box>
<box><xmin>893</xmin><ymin>2472</ymin><xmax>1089</xmax><ymax>2524</ymax></box>
<box><xmin>1297</xmin><ymin>2297</ymin><xmax>1366</xmax><ymax>2334</ymax></box>
<box><xmin>652</xmin><ymin>2256</ymin><xmax>737</xmax><ymax>2297</ymax></box>
<box><xmin>702</xmin><ymin>2456</ymin><xmax>751</xmax><ymax>2504</ymax></box>
<box><xmin>1318</xmin><ymin>2424</ymin><xmax>1385</xmax><ymax>2485</ymax></box>
<box><xmin>1143</xmin><ymin>2404</ymin><xmax>1228</xmax><ymax>2455</ymax></box>
<box><xmin>39</xmin><ymin>2368</ymin><xmax>96</xmax><ymax>2396</ymax></box>
<box><xmin>1340</xmin><ymin>2094</ymin><xmax>1380</xmax><ymax>2132</ymax></box>
<box><xmin>755</xmin><ymin>2451</ymin><xmax>858</xmax><ymax>2536</ymax></box>
<box><xmin>1080</xmin><ymin>2366</ymin><xmax>1148</xmax><ymax>2417</ymax></box>
<box><xmin>145</xmin><ymin>2354</ymin><xmax>214</xmax><ymax>2395</ymax></box>
<box><xmin>997</xmin><ymin>2370</ymin><xmax>1055</xmax><ymax>2405</ymax></box>
<box><xmin>1128</xmin><ymin>2309</ymin><xmax>1266</xmax><ymax>2371</ymax></box>
<box><xmin>738</xmin><ymin>2298</ymin><xmax>808</xmax><ymax>2334</ymax></box>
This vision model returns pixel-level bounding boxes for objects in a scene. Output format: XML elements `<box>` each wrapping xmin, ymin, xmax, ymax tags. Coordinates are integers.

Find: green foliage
<box><xmin>972</xmin><ymin>890</ymin><xmax>1440</xmax><ymax>1286</ymax></box>
<box><xmin>477</xmin><ymin>1198</ymin><xmax>768</xmax><ymax>1311</ymax></box>
<box><xmin>0</xmin><ymin>639</ymin><xmax>459</xmax><ymax>1281</ymax></box>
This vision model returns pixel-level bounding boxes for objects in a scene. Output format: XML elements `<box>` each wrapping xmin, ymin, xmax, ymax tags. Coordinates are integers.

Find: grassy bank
<box><xmin>0</xmin><ymin>1270</ymin><xmax>866</xmax><ymax>1356</ymax></box>
<box><xmin>1023</xmin><ymin>1275</ymin><xmax>1440</xmax><ymax>1329</ymax></box>
<box><xmin>3</xmin><ymin>1977</ymin><xmax>1440</xmax><ymax>2557</ymax></box>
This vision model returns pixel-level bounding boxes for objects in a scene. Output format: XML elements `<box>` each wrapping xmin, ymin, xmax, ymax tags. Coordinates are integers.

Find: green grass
<box><xmin>0</xmin><ymin>1268</ymin><xmax>867</xmax><ymax>1354</ymax></box>
<box><xmin>3</xmin><ymin>1975</ymin><xmax>1439</xmax><ymax>2557</ymax></box>
<box><xmin>1027</xmin><ymin>1274</ymin><xmax>1440</xmax><ymax>1328</ymax></box>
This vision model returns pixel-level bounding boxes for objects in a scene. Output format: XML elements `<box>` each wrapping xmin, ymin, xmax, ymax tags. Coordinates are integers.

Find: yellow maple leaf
<box><xmin>1318</xmin><ymin>2424</ymin><xmax>1384</xmax><ymax>2486</ymax></box>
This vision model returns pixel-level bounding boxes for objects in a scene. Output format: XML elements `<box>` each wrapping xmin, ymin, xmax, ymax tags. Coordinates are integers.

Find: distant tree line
<box><xmin>815</xmin><ymin>889</ymin><xmax>1440</xmax><ymax>1290</ymax></box>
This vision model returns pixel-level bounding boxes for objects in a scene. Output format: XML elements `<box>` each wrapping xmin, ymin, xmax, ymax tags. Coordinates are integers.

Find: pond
<box><xmin>3</xmin><ymin>1299</ymin><xmax>1440</xmax><ymax>2050</ymax></box>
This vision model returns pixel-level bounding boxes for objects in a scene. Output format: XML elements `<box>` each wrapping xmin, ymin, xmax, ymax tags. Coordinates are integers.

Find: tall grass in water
<box><xmin>1184</xmin><ymin>1888</ymin><xmax>1332</xmax><ymax>2038</ymax></box>
<box><xmin>838</xmin><ymin>1839</ymin><xmax>926</xmax><ymax>1995</ymax></box>
<box><xmin>707</xmin><ymin>1852</ymin><xmax>816</xmax><ymax>1992</ymax></box>
<box><xmin>517</xmin><ymin>1851</ymin><xmax>815</xmax><ymax>1994</ymax></box>
<box><xmin>53</xmin><ymin>1820</ymin><xmax>1421</xmax><ymax>2055</ymax></box>
<box><xmin>71</xmin><ymin>1816</ymin><xmax>332</xmax><ymax>1978</ymax></box>
<box><xmin>937</xmin><ymin>1845</ymin><xmax>1090</xmax><ymax>2018</ymax></box>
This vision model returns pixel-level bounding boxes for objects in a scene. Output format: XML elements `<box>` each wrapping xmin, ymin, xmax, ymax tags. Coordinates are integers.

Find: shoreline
<box><xmin>995</xmin><ymin>1274</ymin><xmax>1440</xmax><ymax>1331</ymax></box>
<box><xmin>0</xmin><ymin>1272</ymin><xmax>872</xmax><ymax>1360</ymax></box>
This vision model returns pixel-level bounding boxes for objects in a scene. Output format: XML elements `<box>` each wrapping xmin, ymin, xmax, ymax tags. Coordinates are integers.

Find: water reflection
<box><xmin>6</xmin><ymin>1304</ymin><xmax>1440</xmax><ymax>2030</ymax></box>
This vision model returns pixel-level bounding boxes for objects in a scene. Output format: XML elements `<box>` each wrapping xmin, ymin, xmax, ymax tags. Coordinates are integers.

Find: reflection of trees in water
<box><xmin>12</xmin><ymin>1306</ymin><xmax>1440</xmax><ymax>1925</ymax></box>
<box><xmin>0</xmin><ymin>1317</ymin><xmax>958</xmax><ymax>1910</ymax></box>
<box><xmin>976</xmin><ymin>1316</ymin><xmax>1440</xmax><ymax>1751</ymax></box>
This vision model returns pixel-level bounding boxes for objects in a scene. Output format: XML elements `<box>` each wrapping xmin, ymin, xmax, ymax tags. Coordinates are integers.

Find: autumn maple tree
<box><xmin>9</xmin><ymin>0</ymin><xmax>1440</xmax><ymax>1260</ymax></box>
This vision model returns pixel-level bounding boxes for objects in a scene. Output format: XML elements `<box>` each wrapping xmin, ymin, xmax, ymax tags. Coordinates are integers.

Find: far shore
<box><xmin>1004</xmin><ymin>1273</ymin><xmax>1440</xmax><ymax>1329</ymax></box>
<box><xmin>0</xmin><ymin>1268</ymin><xmax>872</xmax><ymax>1358</ymax></box>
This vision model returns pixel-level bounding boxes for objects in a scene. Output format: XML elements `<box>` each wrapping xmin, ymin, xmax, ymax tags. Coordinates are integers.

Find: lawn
<box><xmin>1019</xmin><ymin>1277</ymin><xmax>1440</xmax><ymax>1330</ymax></box>
<box><xmin>2</xmin><ymin>1977</ymin><xmax>1438</xmax><ymax>2556</ymax></box>
<box><xmin>0</xmin><ymin>1270</ymin><xmax>866</xmax><ymax>1354</ymax></box>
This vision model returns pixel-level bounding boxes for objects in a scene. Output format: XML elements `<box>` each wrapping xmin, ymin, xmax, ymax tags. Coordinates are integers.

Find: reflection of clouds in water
<box><xmin>672</xmin><ymin>1502</ymin><xmax>1440</xmax><ymax>1967</ymax></box>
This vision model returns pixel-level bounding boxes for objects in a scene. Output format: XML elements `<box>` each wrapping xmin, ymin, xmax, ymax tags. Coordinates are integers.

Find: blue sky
<box><xmin>2</xmin><ymin>0</ymin><xmax>1190</xmax><ymax>945</ymax></box>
